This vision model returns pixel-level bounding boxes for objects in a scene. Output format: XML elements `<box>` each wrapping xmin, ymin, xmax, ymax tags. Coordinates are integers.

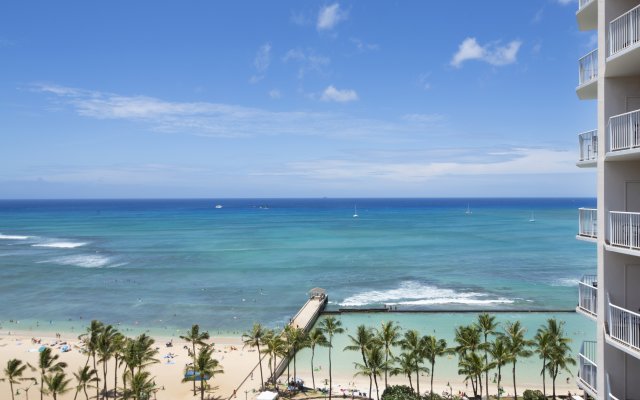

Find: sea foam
<box><xmin>33</xmin><ymin>242</ymin><xmax>87</xmax><ymax>249</ymax></box>
<box><xmin>0</xmin><ymin>233</ymin><xmax>30</xmax><ymax>240</ymax></box>
<box><xmin>340</xmin><ymin>281</ymin><xmax>514</xmax><ymax>307</ymax></box>
<box><xmin>45</xmin><ymin>254</ymin><xmax>112</xmax><ymax>268</ymax></box>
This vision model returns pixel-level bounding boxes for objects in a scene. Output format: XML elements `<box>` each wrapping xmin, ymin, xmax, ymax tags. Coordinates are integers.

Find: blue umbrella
<box><xmin>184</xmin><ymin>370</ymin><xmax>210</xmax><ymax>381</ymax></box>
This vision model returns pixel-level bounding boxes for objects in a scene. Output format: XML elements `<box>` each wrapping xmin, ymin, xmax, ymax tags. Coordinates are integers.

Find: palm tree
<box><xmin>37</xmin><ymin>347</ymin><xmax>67</xmax><ymax>400</ymax></box>
<box><xmin>180</xmin><ymin>324</ymin><xmax>210</xmax><ymax>396</ymax></box>
<box><xmin>390</xmin><ymin>352</ymin><xmax>416</xmax><ymax>390</ymax></box>
<box><xmin>3</xmin><ymin>358</ymin><xmax>28</xmax><ymax>400</ymax></box>
<box><xmin>533</xmin><ymin>327</ymin><xmax>552</xmax><ymax>397</ymax></box>
<box><xmin>319</xmin><ymin>316</ymin><xmax>344</xmax><ymax>400</ymax></box>
<box><xmin>307</xmin><ymin>328</ymin><xmax>328</xmax><ymax>390</ymax></box>
<box><xmin>543</xmin><ymin>319</ymin><xmax>575</xmax><ymax>399</ymax></box>
<box><xmin>72</xmin><ymin>366</ymin><xmax>98</xmax><ymax>400</ymax></box>
<box><xmin>286</xmin><ymin>326</ymin><xmax>307</xmax><ymax>382</ymax></box>
<box><xmin>42</xmin><ymin>372</ymin><xmax>71</xmax><ymax>400</ymax></box>
<box><xmin>111</xmin><ymin>332</ymin><xmax>125</xmax><ymax>399</ymax></box>
<box><xmin>121</xmin><ymin>334</ymin><xmax>159</xmax><ymax>394</ymax></box>
<box><xmin>345</xmin><ymin>325</ymin><xmax>377</xmax><ymax>394</ymax></box>
<box><xmin>400</xmin><ymin>329</ymin><xmax>426</xmax><ymax>396</ymax></box>
<box><xmin>457</xmin><ymin>352</ymin><xmax>483</xmax><ymax>398</ymax></box>
<box><xmin>122</xmin><ymin>370</ymin><xmax>156</xmax><ymax>400</ymax></box>
<box><xmin>354</xmin><ymin>345</ymin><xmax>387</xmax><ymax>400</ymax></box>
<box><xmin>376</xmin><ymin>321</ymin><xmax>401</xmax><ymax>389</ymax></box>
<box><xmin>78</xmin><ymin>320</ymin><xmax>103</xmax><ymax>400</ymax></box>
<box><xmin>97</xmin><ymin>324</ymin><xmax>118</xmax><ymax>398</ymax></box>
<box><xmin>488</xmin><ymin>337</ymin><xmax>510</xmax><ymax>399</ymax></box>
<box><xmin>422</xmin><ymin>336</ymin><xmax>449</xmax><ymax>400</ymax></box>
<box><xmin>503</xmin><ymin>321</ymin><xmax>532</xmax><ymax>400</ymax></box>
<box><xmin>242</xmin><ymin>323</ymin><xmax>266</xmax><ymax>389</ymax></box>
<box><xmin>476</xmin><ymin>313</ymin><xmax>498</xmax><ymax>400</ymax></box>
<box><xmin>182</xmin><ymin>344</ymin><xmax>224</xmax><ymax>400</ymax></box>
<box><xmin>454</xmin><ymin>325</ymin><xmax>482</xmax><ymax>396</ymax></box>
<box><xmin>261</xmin><ymin>330</ymin><xmax>286</xmax><ymax>385</ymax></box>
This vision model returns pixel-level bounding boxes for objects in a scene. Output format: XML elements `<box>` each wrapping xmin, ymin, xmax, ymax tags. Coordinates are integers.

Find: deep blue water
<box><xmin>0</xmin><ymin>198</ymin><xmax>596</xmax><ymax>333</ymax></box>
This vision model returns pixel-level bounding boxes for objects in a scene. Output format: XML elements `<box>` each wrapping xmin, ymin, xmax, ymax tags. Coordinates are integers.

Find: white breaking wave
<box><xmin>33</xmin><ymin>242</ymin><xmax>87</xmax><ymax>249</ymax></box>
<box><xmin>552</xmin><ymin>278</ymin><xmax>580</xmax><ymax>287</ymax></box>
<box><xmin>0</xmin><ymin>233</ymin><xmax>30</xmax><ymax>240</ymax></box>
<box><xmin>44</xmin><ymin>254</ymin><xmax>112</xmax><ymax>268</ymax></box>
<box><xmin>340</xmin><ymin>281</ymin><xmax>514</xmax><ymax>307</ymax></box>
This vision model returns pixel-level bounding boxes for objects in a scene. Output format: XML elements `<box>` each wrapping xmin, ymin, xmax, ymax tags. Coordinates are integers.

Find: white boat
<box><xmin>465</xmin><ymin>204</ymin><xmax>472</xmax><ymax>215</ymax></box>
<box><xmin>353</xmin><ymin>205</ymin><xmax>359</xmax><ymax>218</ymax></box>
<box><xmin>529</xmin><ymin>211</ymin><xmax>535</xmax><ymax>222</ymax></box>
<box><xmin>215</xmin><ymin>204</ymin><xmax>223</xmax><ymax>209</ymax></box>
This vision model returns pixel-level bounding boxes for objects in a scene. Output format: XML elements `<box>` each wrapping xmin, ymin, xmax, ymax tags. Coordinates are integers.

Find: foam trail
<box><xmin>33</xmin><ymin>242</ymin><xmax>87</xmax><ymax>249</ymax></box>
<box><xmin>0</xmin><ymin>233</ymin><xmax>30</xmax><ymax>240</ymax></box>
<box><xmin>44</xmin><ymin>254</ymin><xmax>112</xmax><ymax>268</ymax></box>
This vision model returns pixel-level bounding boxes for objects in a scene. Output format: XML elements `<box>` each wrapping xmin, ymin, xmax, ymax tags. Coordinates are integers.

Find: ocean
<box><xmin>0</xmin><ymin>198</ymin><xmax>596</xmax><ymax>336</ymax></box>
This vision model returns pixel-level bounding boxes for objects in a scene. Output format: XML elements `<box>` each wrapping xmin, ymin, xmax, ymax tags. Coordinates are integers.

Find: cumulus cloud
<box><xmin>450</xmin><ymin>37</ymin><xmax>522</xmax><ymax>68</ymax></box>
<box><xmin>321</xmin><ymin>85</ymin><xmax>358</xmax><ymax>102</ymax></box>
<box><xmin>249</xmin><ymin>43</ymin><xmax>271</xmax><ymax>83</ymax></box>
<box><xmin>317</xmin><ymin>3</ymin><xmax>348</xmax><ymax>30</ymax></box>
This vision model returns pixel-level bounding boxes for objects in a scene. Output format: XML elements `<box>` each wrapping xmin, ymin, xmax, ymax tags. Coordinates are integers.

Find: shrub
<box><xmin>381</xmin><ymin>385</ymin><xmax>416</xmax><ymax>400</ymax></box>
<box><xmin>522</xmin><ymin>390</ymin><xmax>545</xmax><ymax>400</ymax></box>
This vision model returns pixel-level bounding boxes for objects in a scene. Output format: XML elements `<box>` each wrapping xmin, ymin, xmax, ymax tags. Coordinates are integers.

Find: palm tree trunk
<box><xmin>103</xmin><ymin>360</ymin><xmax>108</xmax><ymax>399</ymax></box>
<box><xmin>368</xmin><ymin>373</ymin><xmax>372</xmax><ymax>400</ymax></box>
<box><xmin>40</xmin><ymin>371</ymin><xmax>44</xmax><ymax>400</ymax></box>
<box><xmin>311</xmin><ymin>347</ymin><xmax>316</xmax><ymax>390</ymax></box>
<box><xmin>407</xmin><ymin>373</ymin><xmax>413</xmax><ymax>391</ymax></box>
<box><xmin>84</xmin><ymin>386</ymin><xmax>89</xmax><ymax>400</ymax></box>
<box><xmin>74</xmin><ymin>388</ymin><xmax>80</xmax><ymax>400</ymax></box>
<box><xmin>328</xmin><ymin>337</ymin><xmax>333</xmax><ymax>400</ymax></box>
<box><xmin>512</xmin><ymin>361</ymin><xmax>517</xmax><ymax>400</ymax></box>
<box><xmin>257</xmin><ymin>343</ymin><xmax>264</xmax><ymax>390</ymax></box>
<box><xmin>93</xmin><ymin>353</ymin><xmax>99</xmax><ymax>400</ymax></box>
<box><xmin>293</xmin><ymin>352</ymin><xmax>297</xmax><ymax>382</ymax></box>
<box><xmin>541</xmin><ymin>359</ymin><xmax>546</xmax><ymax>398</ymax></box>
<box><xmin>200</xmin><ymin>377</ymin><xmax>205</xmax><ymax>400</ymax></box>
<box><xmin>192</xmin><ymin>343</ymin><xmax>197</xmax><ymax>396</ymax></box>
<box><xmin>384</xmin><ymin>350</ymin><xmax>389</xmax><ymax>389</ymax></box>
<box><xmin>497</xmin><ymin>366</ymin><xmax>502</xmax><ymax>400</ymax></box>
<box><xmin>373</xmin><ymin>373</ymin><xmax>379</xmax><ymax>400</ymax></box>
<box><xmin>10</xmin><ymin>381</ymin><xmax>15</xmax><ymax>400</ymax></box>
<box><xmin>478</xmin><ymin>373</ymin><xmax>483</xmax><ymax>400</ymax></box>
<box><xmin>430</xmin><ymin>360</ymin><xmax>435</xmax><ymax>400</ymax></box>
<box><xmin>415</xmin><ymin>362</ymin><xmax>420</xmax><ymax>397</ymax></box>
<box><xmin>114</xmin><ymin>356</ymin><xmax>119</xmax><ymax>399</ymax></box>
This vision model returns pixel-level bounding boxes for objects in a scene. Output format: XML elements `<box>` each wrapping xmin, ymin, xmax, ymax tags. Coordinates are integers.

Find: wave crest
<box><xmin>33</xmin><ymin>242</ymin><xmax>87</xmax><ymax>249</ymax></box>
<box><xmin>340</xmin><ymin>281</ymin><xmax>514</xmax><ymax>307</ymax></box>
<box><xmin>44</xmin><ymin>254</ymin><xmax>113</xmax><ymax>268</ymax></box>
<box><xmin>0</xmin><ymin>233</ymin><xmax>30</xmax><ymax>240</ymax></box>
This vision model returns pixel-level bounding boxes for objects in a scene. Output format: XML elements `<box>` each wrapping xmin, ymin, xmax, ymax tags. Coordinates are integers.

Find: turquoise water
<box><xmin>0</xmin><ymin>198</ymin><xmax>596</xmax><ymax>333</ymax></box>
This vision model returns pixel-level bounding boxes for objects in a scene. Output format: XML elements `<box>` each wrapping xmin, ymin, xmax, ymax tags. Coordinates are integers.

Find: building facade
<box><xmin>576</xmin><ymin>0</ymin><xmax>640</xmax><ymax>399</ymax></box>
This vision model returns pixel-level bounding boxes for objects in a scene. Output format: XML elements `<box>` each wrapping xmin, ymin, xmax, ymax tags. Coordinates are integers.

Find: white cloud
<box><xmin>350</xmin><ymin>38</ymin><xmax>379</xmax><ymax>52</ymax></box>
<box><xmin>249</xmin><ymin>43</ymin><xmax>271</xmax><ymax>84</ymax></box>
<box><xmin>450</xmin><ymin>37</ymin><xmax>522</xmax><ymax>68</ymax></box>
<box><xmin>418</xmin><ymin>72</ymin><xmax>431</xmax><ymax>90</ymax></box>
<box><xmin>283</xmin><ymin>48</ymin><xmax>330</xmax><ymax>78</ymax></box>
<box><xmin>401</xmin><ymin>113</ymin><xmax>445</xmax><ymax>124</ymax></box>
<box><xmin>556</xmin><ymin>0</ymin><xmax>575</xmax><ymax>5</ymax></box>
<box><xmin>320</xmin><ymin>85</ymin><xmax>358</xmax><ymax>102</ymax></box>
<box><xmin>268</xmin><ymin>89</ymin><xmax>281</xmax><ymax>99</ymax></box>
<box><xmin>532</xmin><ymin>8</ymin><xmax>544</xmax><ymax>24</ymax></box>
<box><xmin>317</xmin><ymin>3</ymin><xmax>348</xmax><ymax>31</ymax></box>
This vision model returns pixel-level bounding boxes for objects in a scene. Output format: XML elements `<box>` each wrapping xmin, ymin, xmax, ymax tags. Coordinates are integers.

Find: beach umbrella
<box><xmin>184</xmin><ymin>370</ymin><xmax>210</xmax><ymax>381</ymax></box>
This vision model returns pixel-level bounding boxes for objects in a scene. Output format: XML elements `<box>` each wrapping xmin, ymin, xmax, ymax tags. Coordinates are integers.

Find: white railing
<box><xmin>578</xmin><ymin>130</ymin><xmax>598</xmax><ymax>161</ymax></box>
<box><xmin>578</xmin><ymin>274</ymin><xmax>598</xmax><ymax>317</ymax></box>
<box><xmin>609</xmin><ymin>4</ymin><xmax>640</xmax><ymax>56</ymax></box>
<box><xmin>579</xmin><ymin>0</ymin><xmax>594</xmax><ymax>10</ymax></box>
<box><xmin>607</xmin><ymin>293</ymin><xmax>640</xmax><ymax>351</ymax></box>
<box><xmin>607</xmin><ymin>374</ymin><xmax>621</xmax><ymax>400</ymax></box>
<box><xmin>579</xmin><ymin>49</ymin><xmax>598</xmax><ymax>86</ymax></box>
<box><xmin>609</xmin><ymin>211</ymin><xmax>640</xmax><ymax>250</ymax></box>
<box><xmin>579</xmin><ymin>208</ymin><xmax>598</xmax><ymax>238</ymax></box>
<box><xmin>578</xmin><ymin>340</ymin><xmax>597</xmax><ymax>394</ymax></box>
<box><xmin>609</xmin><ymin>109</ymin><xmax>640</xmax><ymax>152</ymax></box>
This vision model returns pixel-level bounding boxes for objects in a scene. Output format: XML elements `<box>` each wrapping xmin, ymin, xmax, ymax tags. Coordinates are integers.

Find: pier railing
<box><xmin>578</xmin><ymin>340</ymin><xmax>597</xmax><ymax>395</ymax></box>
<box><xmin>578</xmin><ymin>130</ymin><xmax>598</xmax><ymax>161</ymax></box>
<box><xmin>609</xmin><ymin>211</ymin><xmax>640</xmax><ymax>250</ymax></box>
<box><xmin>578</xmin><ymin>274</ymin><xmax>598</xmax><ymax>317</ymax></box>
<box><xmin>609</xmin><ymin>4</ymin><xmax>640</xmax><ymax>56</ymax></box>
<box><xmin>579</xmin><ymin>208</ymin><xmax>598</xmax><ymax>238</ymax></box>
<box><xmin>607</xmin><ymin>293</ymin><xmax>640</xmax><ymax>352</ymax></box>
<box><xmin>579</xmin><ymin>0</ymin><xmax>594</xmax><ymax>10</ymax></box>
<box><xmin>579</xmin><ymin>49</ymin><xmax>598</xmax><ymax>86</ymax></box>
<box><xmin>609</xmin><ymin>109</ymin><xmax>640</xmax><ymax>152</ymax></box>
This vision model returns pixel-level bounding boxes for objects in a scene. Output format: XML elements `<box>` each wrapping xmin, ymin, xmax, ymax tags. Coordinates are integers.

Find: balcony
<box><xmin>607</xmin><ymin>4</ymin><xmax>640</xmax><ymax>77</ymax></box>
<box><xmin>606</xmin><ymin>293</ymin><xmax>640</xmax><ymax>358</ymax></box>
<box><xmin>577</xmin><ymin>340</ymin><xmax>597</xmax><ymax>398</ymax></box>
<box><xmin>578</xmin><ymin>274</ymin><xmax>597</xmax><ymax>319</ymax></box>
<box><xmin>607</xmin><ymin>109</ymin><xmax>640</xmax><ymax>160</ymax></box>
<box><xmin>608</xmin><ymin>211</ymin><xmax>640</xmax><ymax>253</ymax></box>
<box><xmin>577</xmin><ymin>129</ymin><xmax>598</xmax><ymax>167</ymax></box>
<box><xmin>577</xmin><ymin>49</ymin><xmax>598</xmax><ymax>99</ymax></box>
<box><xmin>578</xmin><ymin>208</ymin><xmax>598</xmax><ymax>241</ymax></box>
<box><xmin>577</xmin><ymin>0</ymin><xmax>597</xmax><ymax>31</ymax></box>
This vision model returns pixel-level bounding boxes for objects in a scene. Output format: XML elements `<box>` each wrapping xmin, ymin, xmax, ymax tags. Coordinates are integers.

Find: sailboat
<box><xmin>353</xmin><ymin>205</ymin><xmax>359</xmax><ymax>218</ymax></box>
<box><xmin>529</xmin><ymin>211</ymin><xmax>536</xmax><ymax>222</ymax></box>
<box><xmin>465</xmin><ymin>204</ymin><xmax>472</xmax><ymax>215</ymax></box>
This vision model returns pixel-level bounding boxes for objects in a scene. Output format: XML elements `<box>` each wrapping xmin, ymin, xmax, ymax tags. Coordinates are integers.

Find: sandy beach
<box><xmin>0</xmin><ymin>328</ymin><xmax>581</xmax><ymax>400</ymax></box>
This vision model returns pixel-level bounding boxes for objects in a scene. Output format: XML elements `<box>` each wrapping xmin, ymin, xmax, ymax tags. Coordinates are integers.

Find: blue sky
<box><xmin>0</xmin><ymin>0</ymin><xmax>597</xmax><ymax>198</ymax></box>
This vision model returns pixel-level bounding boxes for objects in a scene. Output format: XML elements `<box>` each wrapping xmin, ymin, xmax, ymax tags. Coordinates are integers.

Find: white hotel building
<box><xmin>575</xmin><ymin>0</ymin><xmax>640</xmax><ymax>399</ymax></box>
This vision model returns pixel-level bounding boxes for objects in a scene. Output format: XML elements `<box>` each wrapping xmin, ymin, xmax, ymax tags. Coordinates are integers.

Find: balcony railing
<box><xmin>579</xmin><ymin>49</ymin><xmax>598</xmax><ymax>86</ymax></box>
<box><xmin>578</xmin><ymin>340</ymin><xmax>597</xmax><ymax>395</ymax></box>
<box><xmin>609</xmin><ymin>211</ymin><xmax>640</xmax><ymax>250</ymax></box>
<box><xmin>607</xmin><ymin>293</ymin><xmax>640</xmax><ymax>352</ymax></box>
<box><xmin>578</xmin><ymin>130</ymin><xmax>598</xmax><ymax>161</ymax></box>
<box><xmin>579</xmin><ymin>208</ymin><xmax>598</xmax><ymax>238</ymax></box>
<box><xmin>609</xmin><ymin>4</ymin><xmax>640</xmax><ymax>57</ymax></box>
<box><xmin>579</xmin><ymin>0</ymin><xmax>594</xmax><ymax>10</ymax></box>
<box><xmin>578</xmin><ymin>274</ymin><xmax>598</xmax><ymax>317</ymax></box>
<box><xmin>609</xmin><ymin>109</ymin><xmax>640</xmax><ymax>152</ymax></box>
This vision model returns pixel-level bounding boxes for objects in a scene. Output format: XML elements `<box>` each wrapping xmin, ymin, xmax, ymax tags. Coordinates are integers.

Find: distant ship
<box><xmin>529</xmin><ymin>211</ymin><xmax>535</xmax><ymax>222</ymax></box>
<box><xmin>353</xmin><ymin>205</ymin><xmax>359</xmax><ymax>218</ymax></box>
<box><xmin>465</xmin><ymin>204</ymin><xmax>472</xmax><ymax>215</ymax></box>
<box><xmin>215</xmin><ymin>204</ymin><xmax>223</xmax><ymax>209</ymax></box>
